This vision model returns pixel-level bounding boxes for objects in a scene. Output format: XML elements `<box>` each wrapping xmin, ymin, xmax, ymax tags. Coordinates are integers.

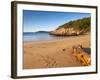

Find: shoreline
<box><xmin>23</xmin><ymin>34</ymin><xmax>90</xmax><ymax>69</ymax></box>
<box><xmin>24</xmin><ymin>34</ymin><xmax>89</xmax><ymax>45</ymax></box>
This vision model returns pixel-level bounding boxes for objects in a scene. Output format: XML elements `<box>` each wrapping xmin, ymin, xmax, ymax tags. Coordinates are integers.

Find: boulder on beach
<box><xmin>72</xmin><ymin>44</ymin><xmax>91</xmax><ymax>66</ymax></box>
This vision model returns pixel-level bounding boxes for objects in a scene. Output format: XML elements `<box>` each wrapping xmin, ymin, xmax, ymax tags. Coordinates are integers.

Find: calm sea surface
<box><xmin>23</xmin><ymin>32</ymin><xmax>67</xmax><ymax>42</ymax></box>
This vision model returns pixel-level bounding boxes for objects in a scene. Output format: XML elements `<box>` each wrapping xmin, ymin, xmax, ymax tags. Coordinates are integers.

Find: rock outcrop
<box><xmin>50</xmin><ymin>27</ymin><xmax>84</xmax><ymax>36</ymax></box>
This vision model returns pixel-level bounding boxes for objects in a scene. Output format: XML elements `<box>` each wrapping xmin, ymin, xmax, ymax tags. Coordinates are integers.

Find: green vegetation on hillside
<box><xmin>57</xmin><ymin>17</ymin><xmax>91</xmax><ymax>32</ymax></box>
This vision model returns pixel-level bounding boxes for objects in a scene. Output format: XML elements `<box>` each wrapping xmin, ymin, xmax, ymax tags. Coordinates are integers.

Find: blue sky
<box><xmin>23</xmin><ymin>10</ymin><xmax>91</xmax><ymax>32</ymax></box>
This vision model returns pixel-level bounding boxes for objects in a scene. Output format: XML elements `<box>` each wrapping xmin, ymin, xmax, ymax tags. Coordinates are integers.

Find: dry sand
<box><xmin>23</xmin><ymin>34</ymin><xmax>90</xmax><ymax>69</ymax></box>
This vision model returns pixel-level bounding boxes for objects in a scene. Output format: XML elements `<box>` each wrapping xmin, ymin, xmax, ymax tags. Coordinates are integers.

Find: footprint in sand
<box><xmin>39</xmin><ymin>55</ymin><xmax>58</xmax><ymax>68</ymax></box>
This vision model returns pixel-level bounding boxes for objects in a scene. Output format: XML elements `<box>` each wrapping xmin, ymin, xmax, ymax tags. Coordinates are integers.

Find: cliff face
<box><xmin>50</xmin><ymin>17</ymin><xmax>90</xmax><ymax>36</ymax></box>
<box><xmin>50</xmin><ymin>27</ymin><xmax>84</xmax><ymax>36</ymax></box>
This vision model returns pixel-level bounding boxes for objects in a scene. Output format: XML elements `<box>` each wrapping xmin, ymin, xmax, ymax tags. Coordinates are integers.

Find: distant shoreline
<box><xmin>24</xmin><ymin>34</ymin><xmax>89</xmax><ymax>44</ymax></box>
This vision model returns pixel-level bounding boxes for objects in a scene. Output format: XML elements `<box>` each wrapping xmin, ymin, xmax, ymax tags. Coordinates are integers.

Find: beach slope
<box><xmin>23</xmin><ymin>34</ymin><xmax>90</xmax><ymax>69</ymax></box>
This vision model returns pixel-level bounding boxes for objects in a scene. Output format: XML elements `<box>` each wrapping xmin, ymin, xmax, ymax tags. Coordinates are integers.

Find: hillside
<box><xmin>50</xmin><ymin>17</ymin><xmax>91</xmax><ymax>36</ymax></box>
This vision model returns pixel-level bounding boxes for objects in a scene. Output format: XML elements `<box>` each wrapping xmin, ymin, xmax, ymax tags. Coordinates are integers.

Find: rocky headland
<box><xmin>50</xmin><ymin>17</ymin><xmax>90</xmax><ymax>36</ymax></box>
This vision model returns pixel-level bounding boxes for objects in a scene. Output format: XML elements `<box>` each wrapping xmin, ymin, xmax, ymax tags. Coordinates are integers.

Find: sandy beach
<box><xmin>23</xmin><ymin>34</ymin><xmax>90</xmax><ymax>69</ymax></box>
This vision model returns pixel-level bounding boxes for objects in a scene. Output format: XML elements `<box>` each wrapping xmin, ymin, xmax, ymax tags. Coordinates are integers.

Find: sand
<box><xmin>23</xmin><ymin>34</ymin><xmax>90</xmax><ymax>69</ymax></box>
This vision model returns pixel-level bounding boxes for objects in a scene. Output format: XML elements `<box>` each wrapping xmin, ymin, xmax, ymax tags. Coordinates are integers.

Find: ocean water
<box><xmin>23</xmin><ymin>32</ymin><xmax>66</xmax><ymax>42</ymax></box>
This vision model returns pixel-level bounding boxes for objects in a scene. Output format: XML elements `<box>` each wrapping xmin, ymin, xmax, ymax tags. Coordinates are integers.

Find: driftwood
<box><xmin>72</xmin><ymin>44</ymin><xmax>91</xmax><ymax>66</ymax></box>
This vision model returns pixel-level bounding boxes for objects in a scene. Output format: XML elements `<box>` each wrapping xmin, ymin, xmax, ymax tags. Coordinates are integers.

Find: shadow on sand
<box><xmin>83</xmin><ymin>48</ymin><xmax>91</xmax><ymax>54</ymax></box>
